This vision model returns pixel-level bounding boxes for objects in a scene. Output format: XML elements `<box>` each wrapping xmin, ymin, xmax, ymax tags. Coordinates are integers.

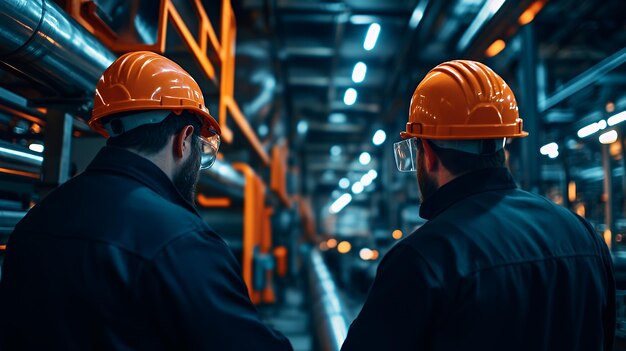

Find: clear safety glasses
<box><xmin>198</xmin><ymin>130</ymin><xmax>220</xmax><ymax>170</ymax></box>
<box><xmin>393</xmin><ymin>137</ymin><xmax>419</xmax><ymax>172</ymax></box>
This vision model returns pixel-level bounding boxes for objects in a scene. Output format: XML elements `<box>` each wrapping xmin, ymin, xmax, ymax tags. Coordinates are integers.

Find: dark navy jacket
<box><xmin>0</xmin><ymin>146</ymin><xmax>292</xmax><ymax>351</ymax></box>
<box><xmin>342</xmin><ymin>168</ymin><xmax>615</xmax><ymax>351</ymax></box>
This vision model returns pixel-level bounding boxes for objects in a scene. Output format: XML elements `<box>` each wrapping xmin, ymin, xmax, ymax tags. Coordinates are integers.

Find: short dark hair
<box><xmin>106</xmin><ymin>111</ymin><xmax>202</xmax><ymax>155</ymax></box>
<box><xmin>421</xmin><ymin>139</ymin><xmax>506</xmax><ymax>176</ymax></box>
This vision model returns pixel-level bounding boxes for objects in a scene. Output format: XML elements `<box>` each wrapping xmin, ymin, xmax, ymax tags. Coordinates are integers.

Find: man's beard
<box><xmin>417</xmin><ymin>150</ymin><xmax>438</xmax><ymax>203</ymax></box>
<box><xmin>172</xmin><ymin>138</ymin><xmax>201</xmax><ymax>204</ymax></box>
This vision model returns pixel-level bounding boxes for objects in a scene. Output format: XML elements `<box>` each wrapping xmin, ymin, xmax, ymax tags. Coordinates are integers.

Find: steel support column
<box><xmin>518</xmin><ymin>24</ymin><xmax>541</xmax><ymax>193</ymax></box>
<box><xmin>39</xmin><ymin>110</ymin><xmax>73</xmax><ymax>196</ymax></box>
<box><xmin>602</xmin><ymin>143</ymin><xmax>614</xmax><ymax>250</ymax></box>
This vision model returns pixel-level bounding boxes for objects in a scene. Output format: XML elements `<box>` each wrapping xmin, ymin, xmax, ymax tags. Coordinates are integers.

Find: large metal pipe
<box><xmin>0</xmin><ymin>140</ymin><xmax>43</xmax><ymax>168</ymax></box>
<box><xmin>540</xmin><ymin>47</ymin><xmax>626</xmax><ymax>113</ymax></box>
<box><xmin>308</xmin><ymin>249</ymin><xmax>349</xmax><ymax>351</ymax></box>
<box><xmin>0</xmin><ymin>0</ymin><xmax>116</xmax><ymax>97</ymax></box>
<box><xmin>0</xmin><ymin>139</ymin><xmax>247</xmax><ymax>199</ymax></box>
<box><xmin>198</xmin><ymin>160</ymin><xmax>246</xmax><ymax>199</ymax></box>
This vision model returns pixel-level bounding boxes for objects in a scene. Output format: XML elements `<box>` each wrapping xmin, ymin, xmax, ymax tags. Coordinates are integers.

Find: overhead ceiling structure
<box><xmin>235</xmin><ymin>0</ymin><xmax>626</xmax><ymax>235</ymax></box>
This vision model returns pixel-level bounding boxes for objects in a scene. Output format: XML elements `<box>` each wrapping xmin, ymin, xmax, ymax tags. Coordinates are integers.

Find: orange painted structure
<box><xmin>233</xmin><ymin>163</ymin><xmax>276</xmax><ymax>304</ymax></box>
<box><xmin>61</xmin><ymin>0</ymin><xmax>270</xmax><ymax>165</ymax></box>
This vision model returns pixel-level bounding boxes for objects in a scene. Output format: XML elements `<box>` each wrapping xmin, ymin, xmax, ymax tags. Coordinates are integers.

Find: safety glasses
<box><xmin>393</xmin><ymin>137</ymin><xmax>419</xmax><ymax>172</ymax></box>
<box><xmin>198</xmin><ymin>129</ymin><xmax>220</xmax><ymax>170</ymax></box>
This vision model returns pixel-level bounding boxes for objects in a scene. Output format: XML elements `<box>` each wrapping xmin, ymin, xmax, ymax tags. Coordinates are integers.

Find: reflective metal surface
<box><xmin>0</xmin><ymin>140</ymin><xmax>43</xmax><ymax>168</ymax></box>
<box><xmin>200</xmin><ymin>159</ymin><xmax>246</xmax><ymax>199</ymax></box>
<box><xmin>0</xmin><ymin>0</ymin><xmax>116</xmax><ymax>97</ymax></box>
<box><xmin>308</xmin><ymin>249</ymin><xmax>349</xmax><ymax>351</ymax></box>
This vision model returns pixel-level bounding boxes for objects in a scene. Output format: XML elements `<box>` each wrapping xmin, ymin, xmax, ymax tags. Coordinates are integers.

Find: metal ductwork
<box><xmin>0</xmin><ymin>0</ymin><xmax>116</xmax><ymax>99</ymax></box>
<box><xmin>0</xmin><ymin>0</ymin><xmax>248</xmax><ymax>199</ymax></box>
<box><xmin>198</xmin><ymin>159</ymin><xmax>246</xmax><ymax>199</ymax></box>
<box><xmin>235</xmin><ymin>41</ymin><xmax>278</xmax><ymax>127</ymax></box>
<box><xmin>0</xmin><ymin>139</ymin><xmax>246</xmax><ymax>197</ymax></box>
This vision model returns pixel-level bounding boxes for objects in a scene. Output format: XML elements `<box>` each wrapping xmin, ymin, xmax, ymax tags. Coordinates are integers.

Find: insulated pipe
<box><xmin>0</xmin><ymin>210</ymin><xmax>27</xmax><ymax>234</ymax></box>
<box><xmin>0</xmin><ymin>141</ymin><xmax>43</xmax><ymax>168</ymax></box>
<box><xmin>0</xmin><ymin>0</ymin><xmax>116</xmax><ymax>97</ymax></box>
<box><xmin>0</xmin><ymin>140</ymin><xmax>245</xmax><ymax>199</ymax></box>
<box><xmin>198</xmin><ymin>159</ymin><xmax>246</xmax><ymax>199</ymax></box>
<box><xmin>308</xmin><ymin>249</ymin><xmax>349</xmax><ymax>351</ymax></box>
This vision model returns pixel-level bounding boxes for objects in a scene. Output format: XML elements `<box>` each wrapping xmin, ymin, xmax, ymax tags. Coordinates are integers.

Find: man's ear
<box><xmin>173</xmin><ymin>125</ymin><xmax>195</xmax><ymax>160</ymax></box>
<box><xmin>421</xmin><ymin>140</ymin><xmax>438</xmax><ymax>172</ymax></box>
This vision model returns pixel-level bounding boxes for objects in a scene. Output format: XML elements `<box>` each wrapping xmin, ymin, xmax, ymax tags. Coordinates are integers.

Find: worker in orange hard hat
<box><xmin>341</xmin><ymin>60</ymin><xmax>615</xmax><ymax>351</ymax></box>
<box><xmin>0</xmin><ymin>51</ymin><xmax>292</xmax><ymax>350</ymax></box>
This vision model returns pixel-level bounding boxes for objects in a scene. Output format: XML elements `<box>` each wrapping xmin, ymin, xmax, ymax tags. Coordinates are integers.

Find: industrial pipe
<box><xmin>0</xmin><ymin>0</ymin><xmax>116</xmax><ymax>97</ymax></box>
<box><xmin>199</xmin><ymin>159</ymin><xmax>246</xmax><ymax>199</ymax></box>
<box><xmin>0</xmin><ymin>141</ymin><xmax>43</xmax><ymax>169</ymax></box>
<box><xmin>308</xmin><ymin>249</ymin><xmax>349</xmax><ymax>351</ymax></box>
<box><xmin>0</xmin><ymin>210</ymin><xmax>27</xmax><ymax>235</ymax></box>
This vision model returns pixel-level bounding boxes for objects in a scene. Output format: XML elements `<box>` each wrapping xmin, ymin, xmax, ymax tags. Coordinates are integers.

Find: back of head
<box><xmin>88</xmin><ymin>51</ymin><xmax>222</xmax><ymax>168</ymax></box>
<box><xmin>395</xmin><ymin>60</ymin><xmax>528</xmax><ymax>176</ymax></box>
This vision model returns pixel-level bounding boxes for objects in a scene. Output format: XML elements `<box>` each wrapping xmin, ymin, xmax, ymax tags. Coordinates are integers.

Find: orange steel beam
<box><xmin>225</xmin><ymin>97</ymin><xmax>270</xmax><ymax>165</ymax></box>
<box><xmin>0</xmin><ymin>168</ymin><xmax>40</xmax><ymax>180</ymax></box>
<box><xmin>64</xmin><ymin>0</ymin><xmax>270</xmax><ymax>164</ymax></box>
<box><xmin>262</xmin><ymin>206</ymin><xmax>275</xmax><ymax>303</ymax></box>
<box><xmin>0</xmin><ymin>105</ymin><xmax>46</xmax><ymax>126</ymax></box>
<box><xmin>233</xmin><ymin>163</ymin><xmax>262</xmax><ymax>304</ymax></box>
<box><xmin>274</xmin><ymin>246</ymin><xmax>288</xmax><ymax>278</ymax></box>
<box><xmin>271</xmin><ymin>144</ymin><xmax>290</xmax><ymax>206</ymax></box>
<box><xmin>196</xmin><ymin>195</ymin><xmax>232</xmax><ymax>208</ymax></box>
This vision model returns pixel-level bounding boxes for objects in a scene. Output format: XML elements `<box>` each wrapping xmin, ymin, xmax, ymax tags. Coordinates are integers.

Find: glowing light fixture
<box><xmin>363</xmin><ymin>23</ymin><xmax>381</xmax><ymax>51</ymax></box>
<box><xmin>368</xmin><ymin>170</ymin><xmax>378</xmax><ymax>179</ymax></box>
<box><xmin>327</xmin><ymin>238</ymin><xmax>338</xmax><ymax>249</ymax></box>
<box><xmin>392</xmin><ymin>229</ymin><xmax>403</xmax><ymax>240</ymax></box>
<box><xmin>339</xmin><ymin>177</ymin><xmax>350</xmax><ymax>189</ymax></box>
<box><xmin>330</xmin><ymin>193</ymin><xmax>352</xmax><ymax>214</ymax></box>
<box><xmin>539</xmin><ymin>142</ymin><xmax>558</xmax><ymax>158</ymax></box>
<box><xmin>352</xmin><ymin>62</ymin><xmax>367</xmax><ymax>83</ymax></box>
<box><xmin>485</xmin><ymin>39</ymin><xmax>506</xmax><ymax>57</ymax></box>
<box><xmin>28</xmin><ymin>143</ymin><xmax>44</xmax><ymax>153</ymax></box>
<box><xmin>360</xmin><ymin>173</ymin><xmax>373</xmax><ymax>186</ymax></box>
<box><xmin>518</xmin><ymin>1</ymin><xmax>546</xmax><ymax>26</ymax></box>
<box><xmin>359</xmin><ymin>152</ymin><xmax>371</xmax><ymax>165</ymax></box>
<box><xmin>337</xmin><ymin>241</ymin><xmax>352</xmax><ymax>254</ymax></box>
<box><xmin>372</xmin><ymin>129</ymin><xmax>386</xmax><ymax>145</ymax></box>
<box><xmin>344</xmin><ymin>88</ymin><xmax>358</xmax><ymax>106</ymax></box>
<box><xmin>297</xmin><ymin>120</ymin><xmax>308</xmax><ymax>134</ymax></box>
<box><xmin>568</xmin><ymin>181</ymin><xmax>576</xmax><ymax>203</ymax></box>
<box><xmin>608</xmin><ymin>111</ymin><xmax>626</xmax><ymax>126</ymax></box>
<box><xmin>606</xmin><ymin>102</ymin><xmax>616</xmax><ymax>113</ymax></box>
<box><xmin>371</xmin><ymin>249</ymin><xmax>379</xmax><ymax>260</ymax></box>
<box><xmin>329</xmin><ymin>113</ymin><xmax>347</xmax><ymax>124</ymax></box>
<box><xmin>577</xmin><ymin>120</ymin><xmax>607</xmax><ymax>138</ymax></box>
<box><xmin>351</xmin><ymin>182</ymin><xmax>364</xmax><ymax>194</ymax></box>
<box><xmin>330</xmin><ymin>145</ymin><xmax>342</xmax><ymax>156</ymax></box>
<box><xmin>599</xmin><ymin>130</ymin><xmax>618</xmax><ymax>145</ymax></box>
<box><xmin>359</xmin><ymin>248</ymin><xmax>373</xmax><ymax>260</ymax></box>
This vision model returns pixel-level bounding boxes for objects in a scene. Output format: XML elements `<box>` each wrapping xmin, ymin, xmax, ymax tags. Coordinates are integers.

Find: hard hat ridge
<box><xmin>401</xmin><ymin>59</ymin><xmax>527</xmax><ymax>141</ymax></box>
<box><xmin>90</xmin><ymin>51</ymin><xmax>221</xmax><ymax>139</ymax></box>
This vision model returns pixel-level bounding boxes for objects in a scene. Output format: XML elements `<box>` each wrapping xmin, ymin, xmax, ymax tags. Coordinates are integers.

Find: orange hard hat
<box><xmin>401</xmin><ymin>60</ymin><xmax>527</xmax><ymax>141</ymax></box>
<box><xmin>90</xmin><ymin>51</ymin><xmax>220</xmax><ymax>138</ymax></box>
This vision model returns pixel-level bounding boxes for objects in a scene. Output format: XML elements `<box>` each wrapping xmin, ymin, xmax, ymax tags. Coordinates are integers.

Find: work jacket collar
<box><xmin>86</xmin><ymin>146</ymin><xmax>200</xmax><ymax>216</ymax></box>
<box><xmin>419</xmin><ymin>167</ymin><xmax>517</xmax><ymax>220</ymax></box>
